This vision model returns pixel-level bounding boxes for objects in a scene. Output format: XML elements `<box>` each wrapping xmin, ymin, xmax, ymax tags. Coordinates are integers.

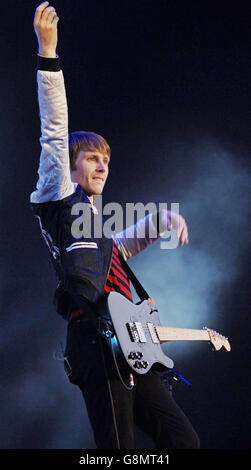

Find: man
<box><xmin>31</xmin><ymin>2</ymin><xmax>199</xmax><ymax>449</ymax></box>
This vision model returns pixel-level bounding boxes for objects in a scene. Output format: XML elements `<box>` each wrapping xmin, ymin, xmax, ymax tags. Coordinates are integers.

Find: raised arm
<box><xmin>30</xmin><ymin>1</ymin><xmax>75</xmax><ymax>203</ymax></box>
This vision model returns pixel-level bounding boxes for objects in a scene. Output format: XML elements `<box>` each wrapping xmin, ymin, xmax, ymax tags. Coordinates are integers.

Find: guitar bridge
<box><xmin>126</xmin><ymin>322</ymin><xmax>146</xmax><ymax>343</ymax></box>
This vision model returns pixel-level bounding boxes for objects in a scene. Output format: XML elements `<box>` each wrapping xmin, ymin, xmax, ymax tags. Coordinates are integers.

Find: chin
<box><xmin>92</xmin><ymin>184</ymin><xmax>105</xmax><ymax>195</ymax></box>
<box><xmin>86</xmin><ymin>186</ymin><xmax>103</xmax><ymax>196</ymax></box>
<box><xmin>93</xmin><ymin>189</ymin><xmax>103</xmax><ymax>195</ymax></box>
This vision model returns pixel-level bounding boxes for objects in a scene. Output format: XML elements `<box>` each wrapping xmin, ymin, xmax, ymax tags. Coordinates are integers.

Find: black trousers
<box><xmin>64</xmin><ymin>313</ymin><xmax>200</xmax><ymax>449</ymax></box>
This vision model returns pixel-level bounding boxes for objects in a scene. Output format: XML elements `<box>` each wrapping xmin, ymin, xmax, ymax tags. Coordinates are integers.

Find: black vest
<box><xmin>31</xmin><ymin>185</ymin><xmax>113</xmax><ymax>319</ymax></box>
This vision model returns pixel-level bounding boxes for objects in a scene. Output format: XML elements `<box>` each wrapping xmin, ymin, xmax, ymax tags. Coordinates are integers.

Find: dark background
<box><xmin>1</xmin><ymin>0</ymin><xmax>250</xmax><ymax>449</ymax></box>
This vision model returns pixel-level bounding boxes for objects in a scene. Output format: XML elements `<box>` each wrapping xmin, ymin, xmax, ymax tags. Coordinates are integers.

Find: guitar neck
<box><xmin>156</xmin><ymin>326</ymin><xmax>209</xmax><ymax>343</ymax></box>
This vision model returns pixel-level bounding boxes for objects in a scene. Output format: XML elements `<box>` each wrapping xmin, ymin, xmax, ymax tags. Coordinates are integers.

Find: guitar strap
<box><xmin>118</xmin><ymin>252</ymin><xmax>150</xmax><ymax>302</ymax></box>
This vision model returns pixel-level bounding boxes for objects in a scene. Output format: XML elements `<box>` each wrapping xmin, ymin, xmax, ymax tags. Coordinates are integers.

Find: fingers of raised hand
<box><xmin>34</xmin><ymin>2</ymin><xmax>58</xmax><ymax>28</ymax></box>
<box><xmin>34</xmin><ymin>2</ymin><xmax>49</xmax><ymax>25</ymax></box>
<box><xmin>42</xmin><ymin>6</ymin><xmax>57</xmax><ymax>24</ymax></box>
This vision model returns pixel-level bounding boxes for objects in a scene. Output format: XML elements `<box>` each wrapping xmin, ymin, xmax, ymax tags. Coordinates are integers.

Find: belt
<box><xmin>68</xmin><ymin>308</ymin><xmax>84</xmax><ymax>322</ymax></box>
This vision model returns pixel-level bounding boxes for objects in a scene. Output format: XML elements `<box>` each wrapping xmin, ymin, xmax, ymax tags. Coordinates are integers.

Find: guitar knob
<box><xmin>133</xmin><ymin>361</ymin><xmax>142</xmax><ymax>369</ymax></box>
<box><xmin>128</xmin><ymin>352</ymin><xmax>136</xmax><ymax>360</ymax></box>
<box><xmin>142</xmin><ymin>361</ymin><xmax>149</xmax><ymax>369</ymax></box>
<box><xmin>136</xmin><ymin>352</ymin><xmax>143</xmax><ymax>359</ymax></box>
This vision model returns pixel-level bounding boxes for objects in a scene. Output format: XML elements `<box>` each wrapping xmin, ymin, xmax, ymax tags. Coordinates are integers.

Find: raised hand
<box><xmin>33</xmin><ymin>1</ymin><xmax>59</xmax><ymax>58</ymax></box>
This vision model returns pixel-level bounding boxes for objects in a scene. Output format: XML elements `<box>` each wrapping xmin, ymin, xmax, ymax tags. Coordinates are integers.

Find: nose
<box><xmin>97</xmin><ymin>160</ymin><xmax>106</xmax><ymax>171</ymax></box>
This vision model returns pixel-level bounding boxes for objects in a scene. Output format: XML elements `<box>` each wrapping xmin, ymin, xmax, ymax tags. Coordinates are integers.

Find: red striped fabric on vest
<box><xmin>104</xmin><ymin>239</ymin><xmax>133</xmax><ymax>301</ymax></box>
<box><xmin>68</xmin><ymin>239</ymin><xmax>133</xmax><ymax>322</ymax></box>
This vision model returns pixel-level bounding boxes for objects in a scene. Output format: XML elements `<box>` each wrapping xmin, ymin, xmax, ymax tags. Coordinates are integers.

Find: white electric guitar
<box><xmin>106</xmin><ymin>292</ymin><xmax>231</xmax><ymax>374</ymax></box>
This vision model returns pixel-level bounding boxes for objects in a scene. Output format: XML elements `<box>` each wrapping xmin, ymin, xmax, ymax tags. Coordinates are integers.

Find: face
<box><xmin>71</xmin><ymin>149</ymin><xmax>109</xmax><ymax>196</ymax></box>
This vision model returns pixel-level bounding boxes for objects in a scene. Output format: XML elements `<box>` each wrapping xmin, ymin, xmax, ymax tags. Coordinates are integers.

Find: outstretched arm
<box><xmin>30</xmin><ymin>1</ymin><xmax>75</xmax><ymax>203</ymax></box>
<box><xmin>114</xmin><ymin>208</ymin><xmax>189</xmax><ymax>260</ymax></box>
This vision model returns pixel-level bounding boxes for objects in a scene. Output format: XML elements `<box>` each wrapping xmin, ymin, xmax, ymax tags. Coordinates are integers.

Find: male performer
<box><xmin>31</xmin><ymin>2</ymin><xmax>199</xmax><ymax>449</ymax></box>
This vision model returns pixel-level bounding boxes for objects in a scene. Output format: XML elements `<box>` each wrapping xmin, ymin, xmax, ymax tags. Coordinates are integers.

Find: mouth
<box><xmin>93</xmin><ymin>176</ymin><xmax>104</xmax><ymax>182</ymax></box>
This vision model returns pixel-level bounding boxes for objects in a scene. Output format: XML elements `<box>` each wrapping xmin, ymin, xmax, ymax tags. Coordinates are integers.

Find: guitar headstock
<box><xmin>204</xmin><ymin>327</ymin><xmax>231</xmax><ymax>352</ymax></box>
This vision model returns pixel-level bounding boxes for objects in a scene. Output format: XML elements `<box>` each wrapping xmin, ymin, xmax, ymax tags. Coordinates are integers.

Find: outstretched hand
<box><xmin>161</xmin><ymin>209</ymin><xmax>189</xmax><ymax>246</ymax></box>
<box><xmin>33</xmin><ymin>1</ymin><xmax>59</xmax><ymax>58</ymax></box>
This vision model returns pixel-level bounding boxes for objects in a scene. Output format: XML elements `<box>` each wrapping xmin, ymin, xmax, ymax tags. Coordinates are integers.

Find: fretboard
<box><xmin>155</xmin><ymin>326</ymin><xmax>209</xmax><ymax>343</ymax></box>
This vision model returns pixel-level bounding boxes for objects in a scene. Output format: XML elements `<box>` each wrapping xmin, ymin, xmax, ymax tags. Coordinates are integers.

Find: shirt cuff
<box><xmin>36</xmin><ymin>55</ymin><xmax>61</xmax><ymax>72</ymax></box>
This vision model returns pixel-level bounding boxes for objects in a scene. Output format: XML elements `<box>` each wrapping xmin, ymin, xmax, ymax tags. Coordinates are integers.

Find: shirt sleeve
<box><xmin>113</xmin><ymin>212</ymin><xmax>163</xmax><ymax>260</ymax></box>
<box><xmin>30</xmin><ymin>56</ymin><xmax>75</xmax><ymax>203</ymax></box>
